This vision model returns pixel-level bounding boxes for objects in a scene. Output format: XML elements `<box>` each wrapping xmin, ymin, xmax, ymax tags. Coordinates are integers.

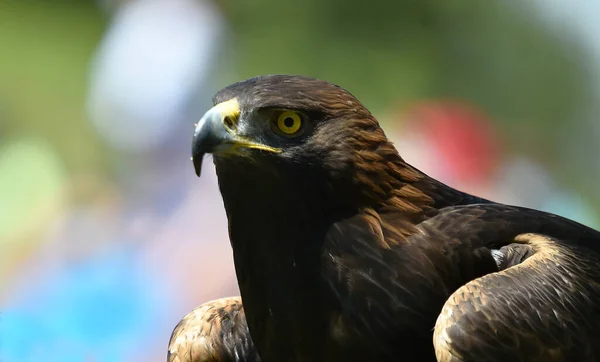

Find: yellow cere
<box><xmin>215</xmin><ymin>98</ymin><xmax>241</xmax><ymax>130</ymax></box>
<box><xmin>276</xmin><ymin>111</ymin><xmax>302</xmax><ymax>135</ymax></box>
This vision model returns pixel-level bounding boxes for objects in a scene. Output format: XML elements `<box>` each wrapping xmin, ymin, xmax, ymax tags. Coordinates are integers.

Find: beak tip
<box><xmin>192</xmin><ymin>156</ymin><xmax>203</xmax><ymax>177</ymax></box>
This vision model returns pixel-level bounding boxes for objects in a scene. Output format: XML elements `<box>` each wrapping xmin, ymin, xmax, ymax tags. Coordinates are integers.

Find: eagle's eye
<box><xmin>274</xmin><ymin>111</ymin><xmax>303</xmax><ymax>136</ymax></box>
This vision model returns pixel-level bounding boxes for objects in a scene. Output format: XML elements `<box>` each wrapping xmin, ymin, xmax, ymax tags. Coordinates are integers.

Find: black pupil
<box><xmin>284</xmin><ymin>117</ymin><xmax>295</xmax><ymax>128</ymax></box>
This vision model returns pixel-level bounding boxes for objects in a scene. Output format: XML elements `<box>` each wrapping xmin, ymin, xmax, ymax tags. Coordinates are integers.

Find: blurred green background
<box><xmin>1</xmin><ymin>0</ymin><xmax>599</xmax><ymax>361</ymax></box>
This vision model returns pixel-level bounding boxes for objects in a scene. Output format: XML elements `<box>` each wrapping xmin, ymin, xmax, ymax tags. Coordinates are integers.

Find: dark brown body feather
<box><xmin>175</xmin><ymin>75</ymin><xmax>600</xmax><ymax>362</ymax></box>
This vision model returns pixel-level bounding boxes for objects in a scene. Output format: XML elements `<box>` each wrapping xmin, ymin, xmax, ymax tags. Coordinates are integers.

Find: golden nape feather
<box><xmin>170</xmin><ymin>75</ymin><xmax>600</xmax><ymax>362</ymax></box>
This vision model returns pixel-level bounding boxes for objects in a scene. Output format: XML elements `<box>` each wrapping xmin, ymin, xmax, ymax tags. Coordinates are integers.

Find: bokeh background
<box><xmin>1</xmin><ymin>0</ymin><xmax>600</xmax><ymax>361</ymax></box>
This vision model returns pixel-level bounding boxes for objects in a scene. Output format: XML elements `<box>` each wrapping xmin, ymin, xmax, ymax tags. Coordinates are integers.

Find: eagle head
<box><xmin>192</xmin><ymin>75</ymin><xmax>422</xmax><ymax>209</ymax></box>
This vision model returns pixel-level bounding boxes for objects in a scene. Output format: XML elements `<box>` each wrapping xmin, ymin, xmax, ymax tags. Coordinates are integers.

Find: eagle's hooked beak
<box><xmin>192</xmin><ymin>98</ymin><xmax>281</xmax><ymax>177</ymax></box>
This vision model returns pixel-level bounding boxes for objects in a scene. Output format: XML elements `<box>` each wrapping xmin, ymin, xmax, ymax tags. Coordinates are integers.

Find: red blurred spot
<box><xmin>403</xmin><ymin>101</ymin><xmax>502</xmax><ymax>183</ymax></box>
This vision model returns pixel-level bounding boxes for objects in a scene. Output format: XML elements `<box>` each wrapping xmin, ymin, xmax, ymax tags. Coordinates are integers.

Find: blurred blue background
<box><xmin>1</xmin><ymin>1</ymin><xmax>600</xmax><ymax>361</ymax></box>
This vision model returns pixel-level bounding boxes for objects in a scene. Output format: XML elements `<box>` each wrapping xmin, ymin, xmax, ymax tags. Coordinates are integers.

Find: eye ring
<box><xmin>275</xmin><ymin>111</ymin><xmax>303</xmax><ymax>136</ymax></box>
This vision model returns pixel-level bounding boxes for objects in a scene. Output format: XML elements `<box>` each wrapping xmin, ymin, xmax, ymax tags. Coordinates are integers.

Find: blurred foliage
<box><xmin>0</xmin><ymin>0</ymin><xmax>108</xmax><ymax>174</ymax></box>
<box><xmin>0</xmin><ymin>136</ymin><xmax>67</xmax><ymax>280</ymax></box>
<box><xmin>0</xmin><ymin>1</ymin><xmax>108</xmax><ymax>280</ymax></box>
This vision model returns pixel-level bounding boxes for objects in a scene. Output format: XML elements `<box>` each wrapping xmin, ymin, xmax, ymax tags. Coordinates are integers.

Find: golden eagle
<box><xmin>168</xmin><ymin>75</ymin><xmax>600</xmax><ymax>362</ymax></box>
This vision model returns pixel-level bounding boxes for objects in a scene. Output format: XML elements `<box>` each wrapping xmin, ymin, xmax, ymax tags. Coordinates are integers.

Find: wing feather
<box><xmin>168</xmin><ymin>297</ymin><xmax>260</xmax><ymax>362</ymax></box>
<box><xmin>434</xmin><ymin>233</ymin><xmax>600</xmax><ymax>361</ymax></box>
<box><xmin>323</xmin><ymin>202</ymin><xmax>600</xmax><ymax>361</ymax></box>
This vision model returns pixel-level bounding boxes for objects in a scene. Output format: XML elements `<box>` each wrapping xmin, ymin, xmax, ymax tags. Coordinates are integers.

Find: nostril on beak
<box><xmin>223</xmin><ymin>116</ymin><xmax>236</xmax><ymax>132</ymax></box>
